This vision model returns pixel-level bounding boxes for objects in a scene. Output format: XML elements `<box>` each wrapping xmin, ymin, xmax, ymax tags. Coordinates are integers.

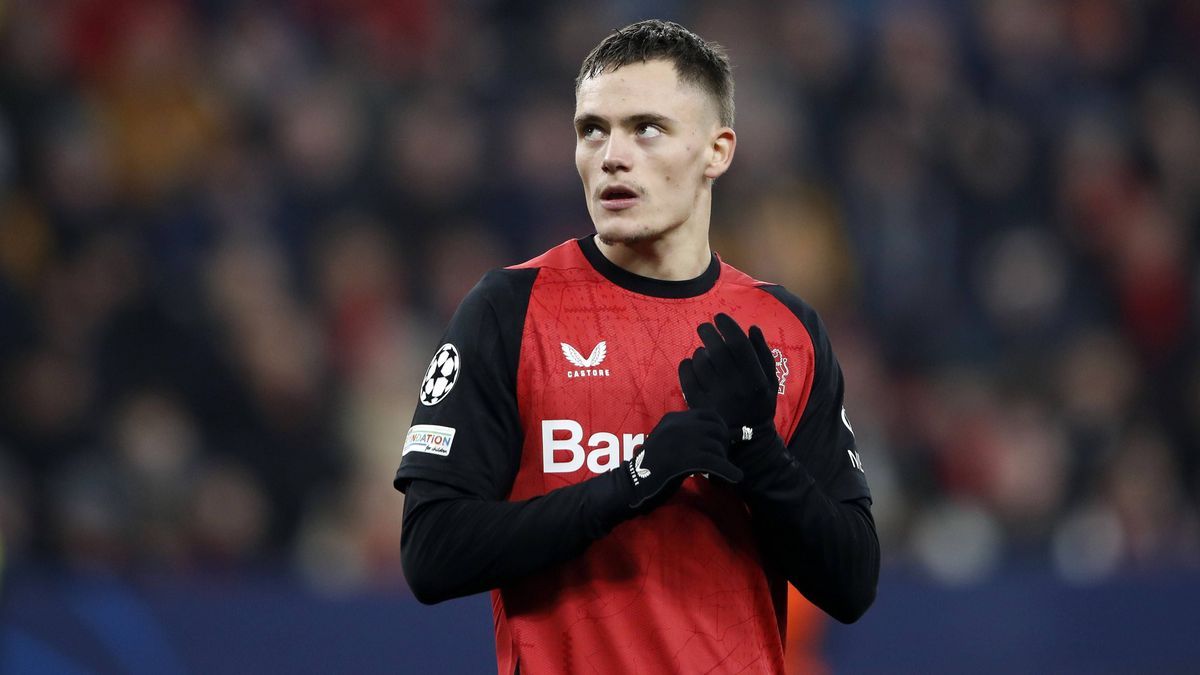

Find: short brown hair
<box><xmin>576</xmin><ymin>19</ymin><xmax>735</xmax><ymax>126</ymax></box>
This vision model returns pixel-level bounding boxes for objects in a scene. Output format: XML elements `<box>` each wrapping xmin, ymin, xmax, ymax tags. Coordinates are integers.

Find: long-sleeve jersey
<box><xmin>395</xmin><ymin>235</ymin><xmax>878</xmax><ymax>674</ymax></box>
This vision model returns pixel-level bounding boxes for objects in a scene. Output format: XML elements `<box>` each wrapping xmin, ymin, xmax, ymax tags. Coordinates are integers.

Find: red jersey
<box><xmin>396</xmin><ymin>237</ymin><xmax>871</xmax><ymax>674</ymax></box>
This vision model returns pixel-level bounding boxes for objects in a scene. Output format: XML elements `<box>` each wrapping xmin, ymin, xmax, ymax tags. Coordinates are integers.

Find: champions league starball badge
<box><xmin>420</xmin><ymin>343</ymin><xmax>460</xmax><ymax>406</ymax></box>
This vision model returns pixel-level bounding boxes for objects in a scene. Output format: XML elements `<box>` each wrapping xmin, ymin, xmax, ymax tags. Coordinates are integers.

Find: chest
<box><xmin>510</xmin><ymin>277</ymin><xmax>811</xmax><ymax>495</ymax></box>
<box><xmin>516</xmin><ymin>282</ymin><xmax>719</xmax><ymax>432</ymax></box>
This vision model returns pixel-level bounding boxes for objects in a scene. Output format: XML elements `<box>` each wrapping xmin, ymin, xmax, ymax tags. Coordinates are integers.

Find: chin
<box><xmin>594</xmin><ymin>218</ymin><xmax>665</xmax><ymax>246</ymax></box>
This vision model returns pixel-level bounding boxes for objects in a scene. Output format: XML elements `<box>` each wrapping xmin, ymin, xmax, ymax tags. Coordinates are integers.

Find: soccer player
<box><xmin>395</xmin><ymin>19</ymin><xmax>878</xmax><ymax>674</ymax></box>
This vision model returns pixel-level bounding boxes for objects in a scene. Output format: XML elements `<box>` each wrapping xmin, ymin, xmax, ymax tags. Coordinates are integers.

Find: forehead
<box><xmin>575</xmin><ymin>59</ymin><xmax>713</xmax><ymax>122</ymax></box>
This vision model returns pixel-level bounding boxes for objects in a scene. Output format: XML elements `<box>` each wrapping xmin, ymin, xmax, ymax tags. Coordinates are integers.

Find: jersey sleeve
<box><xmin>394</xmin><ymin>267</ymin><xmax>538</xmax><ymax>500</ymax></box>
<box><xmin>760</xmin><ymin>285</ymin><xmax>871</xmax><ymax>505</ymax></box>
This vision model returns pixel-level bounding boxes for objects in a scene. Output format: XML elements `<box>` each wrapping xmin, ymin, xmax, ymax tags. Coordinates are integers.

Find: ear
<box><xmin>703</xmin><ymin>127</ymin><xmax>736</xmax><ymax>180</ymax></box>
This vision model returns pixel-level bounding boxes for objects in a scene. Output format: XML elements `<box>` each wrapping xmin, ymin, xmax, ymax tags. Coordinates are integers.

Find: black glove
<box><xmin>618</xmin><ymin>409</ymin><xmax>743</xmax><ymax>509</ymax></box>
<box><xmin>678</xmin><ymin>313</ymin><xmax>778</xmax><ymax>442</ymax></box>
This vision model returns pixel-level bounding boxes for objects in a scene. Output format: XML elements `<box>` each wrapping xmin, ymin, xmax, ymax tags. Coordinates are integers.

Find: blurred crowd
<box><xmin>0</xmin><ymin>0</ymin><xmax>1197</xmax><ymax>590</ymax></box>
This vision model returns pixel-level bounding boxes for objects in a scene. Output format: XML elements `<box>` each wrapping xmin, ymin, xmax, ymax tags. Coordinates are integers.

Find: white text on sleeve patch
<box><xmin>404</xmin><ymin>424</ymin><xmax>456</xmax><ymax>457</ymax></box>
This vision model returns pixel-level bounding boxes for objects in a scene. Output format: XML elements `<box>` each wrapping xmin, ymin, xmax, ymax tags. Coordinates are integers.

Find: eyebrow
<box><xmin>573</xmin><ymin>112</ymin><xmax>673</xmax><ymax>129</ymax></box>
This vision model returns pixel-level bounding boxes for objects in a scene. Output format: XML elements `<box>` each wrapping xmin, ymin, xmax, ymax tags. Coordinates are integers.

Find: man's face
<box><xmin>574</xmin><ymin>60</ymin><xmax>729</xmax><ymax>245</ymax></box>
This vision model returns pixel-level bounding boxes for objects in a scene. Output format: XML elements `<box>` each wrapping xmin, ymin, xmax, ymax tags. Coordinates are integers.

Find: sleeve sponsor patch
<box><xmin>403</xmin><ymin>424</ymin><xmax>456</xmax><ymax>457</ymax></box>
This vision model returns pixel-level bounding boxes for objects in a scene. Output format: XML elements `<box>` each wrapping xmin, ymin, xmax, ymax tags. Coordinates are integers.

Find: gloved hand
<box><xmin>619</xmin><ymin>409</ymin><xmax>743</xmax><ymax>509</ymax></box>
<box><xmin>678</xmin><ymin>313</ymin><xmax>778</xmax><ymax>442</ymax></box>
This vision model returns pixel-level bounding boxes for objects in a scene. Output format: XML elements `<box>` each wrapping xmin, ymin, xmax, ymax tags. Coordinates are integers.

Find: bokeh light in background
<box><xmin>0</xmin><ymin>0</ymin><xmax>1198</xmax><ymax>672</ymax></box>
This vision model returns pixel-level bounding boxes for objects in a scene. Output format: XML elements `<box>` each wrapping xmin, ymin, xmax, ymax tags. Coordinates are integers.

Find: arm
<box><xmin>679</xmin><ymin>311</ymin><xmax>878</xmax><ymax>623</ymax></box>
<box><xmin>733</xmin><ymin>431</ymin><xmax>878</xmax><ymax>624</ymax></box>
<box><xmin>395</xmin><ymin>268</ymin><xmax>544</xmax><ymax>602</ymax></box>
<box><xmin>401</xmin><ymin>473</ymin><xmax>629</xmax><ymax>604</ymax></box>
<box><xmin>402</xmin><ymin>413</ymin><xmax>741</xmax><ymax>605</ymax></box>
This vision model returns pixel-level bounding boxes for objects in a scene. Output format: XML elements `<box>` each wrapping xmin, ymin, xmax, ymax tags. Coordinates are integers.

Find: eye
<box><xmin>580</xmin><ymin>124</ymin><xmax>606</xmax><ymax>141</ymax></box>
<box><xmin>636</xmin><ymin>123</ymin><xmax>662</xmax><ymax>139</ymax></box>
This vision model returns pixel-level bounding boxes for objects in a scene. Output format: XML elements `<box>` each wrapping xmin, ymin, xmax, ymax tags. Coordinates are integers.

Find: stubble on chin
<box><xmin>597</xmin><ymin>228</ymin><xmax>656</xmax><ymax>246</ymax></box>
<box><xmin>596</xmin><ymin>215</ymin><xmax>673</xmax><ymax>247</ymax></box>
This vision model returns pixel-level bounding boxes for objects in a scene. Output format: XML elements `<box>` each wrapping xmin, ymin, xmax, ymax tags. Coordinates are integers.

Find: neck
<box><xmin>594</xmin><ymin>234</ymin><xmax>711</xmax><ymax>281</ymax></box>
<box><xmin>594</xmin><ymin>200</ymin><xmax>713</xmax><ymax>281</ymax></box>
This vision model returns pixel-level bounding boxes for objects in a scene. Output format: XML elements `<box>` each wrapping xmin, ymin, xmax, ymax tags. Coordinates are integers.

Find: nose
<box><xmin>601</xmin><ymin>134</ymin><xmax>631</xmax><ymax>174</ymax></box>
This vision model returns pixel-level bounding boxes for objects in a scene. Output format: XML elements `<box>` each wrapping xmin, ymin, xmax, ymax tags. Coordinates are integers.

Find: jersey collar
<box><xmin>576</xmin><ymin>235</ymin><xmax>720</xmax><ymax>299</ymax></box>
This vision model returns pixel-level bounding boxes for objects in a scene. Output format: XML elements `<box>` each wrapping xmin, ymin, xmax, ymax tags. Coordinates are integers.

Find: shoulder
<box><xmin>449</xmin><ymin>265</ymin><xmax>541</xmax><ymax>332</ymax></box>
<box><xmin>465</xmin><ymin>267</ymin><xmax>540</xmax><ymax>311</ymax></box>
<box><xmin>717</xmin><ymin>257</ymin><xmax>828</xmax><ymax>345</ymax></box>
<box><xmin>508</xmin><ymin>238</ymin><xmax>589</xmax><ymax>273</ymax></box>
<box><xmin>441</xmin><ymin>268</ymin><xmax>539</xmax><ymax>354</ymax></box>
<box><xmin>446</xmin><ymin>239</ymin><xmax>592</xmax><ymax>344</ymax></box>
<box><xmin>754</xmin><ymin>284</ymin><xmax>826</xmax><ymax>341</ymax></box>
<box><xmin>715</xmin><ymin>256</ymin><xmax>770</xmax><ymax>289</ymax></box>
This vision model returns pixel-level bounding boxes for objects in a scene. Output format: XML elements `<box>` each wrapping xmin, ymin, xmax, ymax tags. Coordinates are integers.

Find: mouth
<box><xmin>598</xmin><ymin>185</ymin><xmax>640</xmax><ymax>211</ymax></box>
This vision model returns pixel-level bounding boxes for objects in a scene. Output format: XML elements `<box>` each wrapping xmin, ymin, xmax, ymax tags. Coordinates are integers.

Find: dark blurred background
<box><xmin>1</xmin><ymin>0</ymin><xmax>1198</xmax><ymax>672</ymax></box>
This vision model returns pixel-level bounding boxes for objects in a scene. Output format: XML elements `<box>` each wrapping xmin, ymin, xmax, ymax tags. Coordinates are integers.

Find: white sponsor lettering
<box><xmin>404</xmin><ymin>424</ymin><xmax>456</xmax><ymax>457</ymax></box>
<box><xmin>622</xmin><ymin>433</ymin><xmax>645</xmax><ymax>461</ymax></box>
<box><xmin>566</xmin><ymin>368</ymin><xmax>611</xmax><ymax>378</ymax></box>
<box><xmin>847</xmin><ymin>449</ymin><xmax>864</xmax><ymax>472</ymax></box>
<box><xmin>542</xmin><ymin>419</ymin><xmax>645</xmax><ymax>474</ymax></box>
<box><xmin>585</xmin><ymin>432</ymin><xmax>620</xmax><ymax>473</ymax></box>
<box><xmin>543</xmin><ymin>419</ymin><xmax>584</xmax><ymax>472</ymax></box>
